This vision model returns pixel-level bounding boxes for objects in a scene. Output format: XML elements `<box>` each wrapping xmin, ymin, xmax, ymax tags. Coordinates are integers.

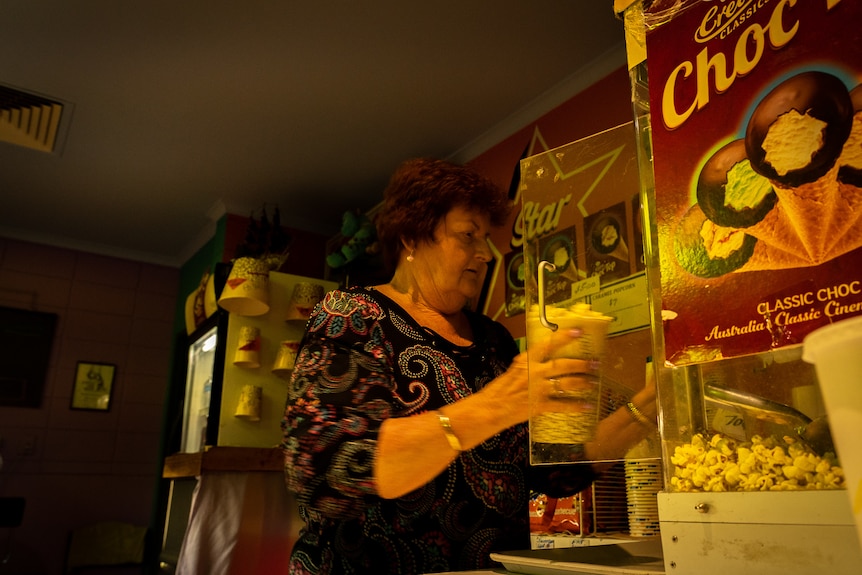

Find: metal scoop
<box><xmin>704</xmin><ymin>385</ymin><xmax>835</xmax><ymax>456</ymax></box>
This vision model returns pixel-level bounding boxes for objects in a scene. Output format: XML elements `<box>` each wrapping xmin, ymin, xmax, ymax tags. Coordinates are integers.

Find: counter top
<box><xmin>162</xmin><ymin>446</ymin><xmax>282</xmax><ymax>478</ymax></box>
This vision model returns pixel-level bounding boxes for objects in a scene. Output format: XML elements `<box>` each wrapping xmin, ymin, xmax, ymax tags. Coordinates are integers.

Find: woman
<box><xmin>281</xmin><ymin>158</ymin><xmax>656</xmax><ymax>574</ymax></box>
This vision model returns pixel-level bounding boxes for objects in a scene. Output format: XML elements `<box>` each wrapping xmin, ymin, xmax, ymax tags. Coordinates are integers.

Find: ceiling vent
<box><xmin>0</xmin><ymin>84</ymin><xmax>68</xmax><ymax>153</ymax></box>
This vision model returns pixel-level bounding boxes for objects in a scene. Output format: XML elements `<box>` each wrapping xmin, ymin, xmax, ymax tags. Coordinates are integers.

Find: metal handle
<box><xmin>537</xmin><ymin>260</ymin><xmax>558</xmax><ymax>331</ymax></box>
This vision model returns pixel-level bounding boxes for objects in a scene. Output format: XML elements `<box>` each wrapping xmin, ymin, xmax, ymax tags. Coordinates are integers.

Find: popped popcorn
<box><xmin>669</xmin><ymin>433</ymin><xmax>845</xmax><ymax>492</ymax></box>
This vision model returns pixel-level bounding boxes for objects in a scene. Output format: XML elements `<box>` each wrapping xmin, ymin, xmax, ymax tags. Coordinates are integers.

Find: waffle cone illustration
<box><xmin>824</xmin><ymin>199</ymin><xmax>862</xmax><ymax>261</ymax></box>
<box><xmin>608</xmin><ymin>238</ymin><xmax>630</xmax><ymax>262</ymax></box>
<box><xmin>824</xmin><ymin>102</ymin><xmax>862</xmax><ymax>256</ymax></box>
<box><xmin>738</xmin><ymin>239</ymin><xmax>817</xmax><ymax>273</ymax></box>
<box><xmin>823</xmin><ymin>182</ymin><xmax>862</xmax><ymax>259</ymax></box>
<box><xmin>559</xmin><ymin>262</ymin><xmax>581</xmax><ymax>283</ymax></box>
<box><xmin>770</xmin><ymin>163</ymin><xmax>842</xmax><ymax>263</ymax></box>
<box><xmin>742</xmin><ymin>201</ymin><xmax>813</xmax><ymax>264</ymax></box>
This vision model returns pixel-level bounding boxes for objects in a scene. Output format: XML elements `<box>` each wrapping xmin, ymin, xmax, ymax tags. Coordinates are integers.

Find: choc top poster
<box><xmin>644</xmin><ymin>0</ymin><xmax>862</xmax><ymax>365</ymax></box>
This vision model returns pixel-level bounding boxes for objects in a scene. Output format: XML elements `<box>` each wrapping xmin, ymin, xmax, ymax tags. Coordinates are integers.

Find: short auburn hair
<box><xmin>375</xmin><ymin>158</ymin><xmax>511</xmax><ymax>273</ymax></box>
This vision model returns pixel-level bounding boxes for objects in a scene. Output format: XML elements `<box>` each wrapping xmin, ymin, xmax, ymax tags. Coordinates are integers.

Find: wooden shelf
<box><xmin>162</xmin><ymin>446</ymin><xmax>282</xmax><ymax>478</ymax></box>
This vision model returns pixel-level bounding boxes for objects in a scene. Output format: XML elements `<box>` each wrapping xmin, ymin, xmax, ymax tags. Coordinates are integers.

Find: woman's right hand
<box><xmin>377</xmin><ymin>328</ymin><xmax>593</xmax><ymax>498</ymax></box>
<box><xmin>475</xmin><ymin>328</ymin><xmax>596</xmax><ymax>429</ymax></box>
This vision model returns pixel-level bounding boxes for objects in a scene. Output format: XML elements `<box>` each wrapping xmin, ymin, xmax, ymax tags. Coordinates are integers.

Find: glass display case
<box><xmin>520</xmin><ymin>122</ymin><xmax>663</xmax><ymax>546</ymax></box>
<box><xmin>180</xmin><ymin>321</ymin><xmax>218</xmax><ymax>452</ymax></box>
<box><xmin>520</xmin><ymin>121</ymin><xmax>658</xmax><ymax>468</ymax></box>
<box><xmin>178</xmin><ymin>312</ymin><xmax>227</xmax><ymax>453</ymax></box>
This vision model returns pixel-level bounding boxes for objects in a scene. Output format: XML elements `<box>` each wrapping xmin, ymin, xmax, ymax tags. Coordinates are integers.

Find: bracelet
<box><xmin>626</xmin><ymin>402</ymin><xmax>655</xmax><ymax>428</ymax></box>
<box><xmin>436</xmin><ymin>411</ymin><xmax>463</xmax><ymax>452</ymax></box>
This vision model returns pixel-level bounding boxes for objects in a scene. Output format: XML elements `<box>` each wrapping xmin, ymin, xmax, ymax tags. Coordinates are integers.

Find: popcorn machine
<box><xmin>617</xmin><ymin>0</ymin><xmax>862</xmax><ymax>572</ymax></box>
<box><xmin>519</xmin><ymin>1</ymin><xmax>862</xmax><ymax>570</ymax></box>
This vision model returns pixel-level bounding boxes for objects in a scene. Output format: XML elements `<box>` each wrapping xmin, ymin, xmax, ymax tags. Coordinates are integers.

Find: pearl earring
<box><xmin>406</xmin><ymin>250</ymin><xmax>414</xmax><ymax>262</ymax></box>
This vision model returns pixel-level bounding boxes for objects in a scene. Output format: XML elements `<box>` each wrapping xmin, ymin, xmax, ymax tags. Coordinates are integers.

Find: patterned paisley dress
<box><xmin>281</xmin><ymin>286</ymin><xmax>594</xmax><ymax>575</ymax></box>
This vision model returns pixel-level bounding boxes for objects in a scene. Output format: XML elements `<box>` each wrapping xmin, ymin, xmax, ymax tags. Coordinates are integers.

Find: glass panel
<box><xmin>180</xmin><ymin>325</ymin><xmax>217</xmax><ymax>453</ymax></box>
<box><xmin>519</xmin><ymin>122</ymin><xmax>658</xmax><ymax>467</ymax></box>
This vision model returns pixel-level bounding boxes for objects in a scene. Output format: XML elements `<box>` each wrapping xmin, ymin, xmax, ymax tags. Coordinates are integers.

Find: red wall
<box><xmin>222</xmin><ymin>213</ymin><xmax>328</xmax><ymax>279</ymax></box>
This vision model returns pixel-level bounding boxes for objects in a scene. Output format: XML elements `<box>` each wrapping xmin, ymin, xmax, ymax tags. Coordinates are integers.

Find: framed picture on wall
<box><xmin>70</xmin><ymin>362</ymin><xmax>116</xmax><ymax>411</ymax></box>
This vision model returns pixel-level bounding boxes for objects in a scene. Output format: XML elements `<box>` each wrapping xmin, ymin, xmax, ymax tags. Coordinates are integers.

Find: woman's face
<box><xmin>411</xmin><ymin>205</ymin><xmax>494</xmax><ymax>312</ymax></box>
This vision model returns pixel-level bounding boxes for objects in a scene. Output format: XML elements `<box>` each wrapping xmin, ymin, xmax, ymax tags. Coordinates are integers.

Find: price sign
<box><xmin>590</xmin><ymin>272</ymin><xmax>650</xmax><ymax>336</ymax></box>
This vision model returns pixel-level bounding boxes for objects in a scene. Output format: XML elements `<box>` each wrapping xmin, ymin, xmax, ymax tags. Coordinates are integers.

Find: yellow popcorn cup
<box><xmin>526</xmin><ymin>303</ymin><xmax>613</xmax><ymax>362</ymax></box>
<box><xmin>527</xmin><ymin>303</ymin><xmax>613</xmax><ymax>458</ymax></box>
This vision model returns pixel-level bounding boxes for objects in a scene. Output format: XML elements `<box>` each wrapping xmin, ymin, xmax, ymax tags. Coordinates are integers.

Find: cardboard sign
<box><xmin>643</xmin><ymin>0</ymin><xmax>862</xmax><ymax>365</ymax></box>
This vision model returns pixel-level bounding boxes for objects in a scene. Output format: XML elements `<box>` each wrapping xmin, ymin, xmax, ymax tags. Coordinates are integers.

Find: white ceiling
<box><xmin>0</xmin><ymin>1</ymin><xmax>627</xmax><ymax>267</ymax></box>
